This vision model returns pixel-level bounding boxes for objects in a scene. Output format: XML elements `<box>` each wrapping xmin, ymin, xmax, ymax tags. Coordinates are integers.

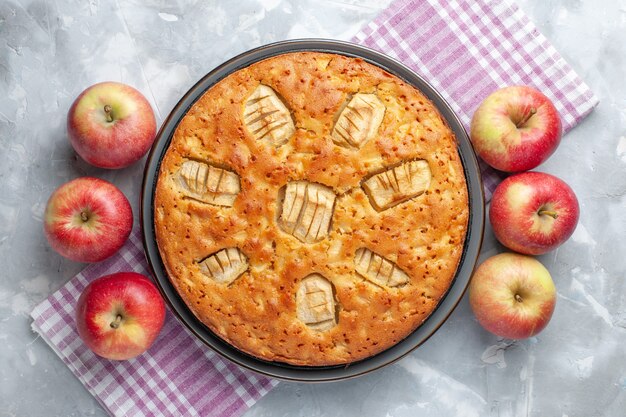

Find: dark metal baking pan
<box><xmin>141</xmin><ymin>39</ymin><xmax>484</xmax><ymax>382</ymax></box>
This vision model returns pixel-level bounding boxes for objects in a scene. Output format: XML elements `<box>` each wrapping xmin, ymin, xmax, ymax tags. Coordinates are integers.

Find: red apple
<box><xmin>490</xmin><ymin>171</ymin><xmax>579</xmax><ymax>255</ymax></box>
<box><xmin>67</xmin><ymin>81</ymin><xmax>157</xmax><ymax>169</ymax></box>
<box><xmin>469</xmin><ymin>253</ymin><xmax>556</xmax><ymax>339</ymax></box>
<box><xmin>44</xmin><ymin>177</ymin><xmax>133</xmax><ymax>263</ymax></box>
<box><xmin>470</xmin><ymin>86</ymin><xmax>562</xmax><ymax>172</ymax></box>
<box><xmin>76</xmin><ymin>272</ymin><xmax>166</xmax><ymax>360</ymax></box>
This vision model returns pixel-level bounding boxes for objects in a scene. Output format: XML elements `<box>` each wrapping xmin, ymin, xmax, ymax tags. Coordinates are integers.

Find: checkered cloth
<box><xmin>31</xmin><ymin>1</ymin><xmax>597</xmax><ymax>416</ymax></box>
<box><xmin>352</xmin><ymin>0</ymin><xmax>598</xmax><ymax>199</ymax></box>
<box><xmin>31</xmin><ymin>229</ymin><xmax>278</xmax><ymax>417</ymax></box>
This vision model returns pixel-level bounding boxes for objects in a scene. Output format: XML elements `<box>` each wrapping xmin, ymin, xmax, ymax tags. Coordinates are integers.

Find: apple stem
<box><xmin>80</xmin><ymin>210</ymin><xmax>89</xmax><ymax>222</ymax></box>
<box><xmin>538</xmin><ymin>209</ymin><xmax>558</xmax><ymax>219</ymax></box>
<box><xmin>104</xmin><ymin>104</ymin><xmax>113</xmax><ymax>123</ymax></box>
<box><xmin>516</xmin><ymin>107</ymin><xmax>537</xmax><ymax>128</ymax></box>
<box><xmin>110</xmin><ymin>315</ymin><xmax>123</xmax><ymax>329</ymax></box>
<box><xmin>515</xmin><ymin>294</ymin><xmax>523</xmax><ymax>303</ymax></box>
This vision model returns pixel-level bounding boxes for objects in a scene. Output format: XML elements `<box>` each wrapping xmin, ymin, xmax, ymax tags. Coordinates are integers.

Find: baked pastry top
<box><xmin>154</xmin><ymin>52</ymin><xmax>469</xmax><ymax>366</ymax></box>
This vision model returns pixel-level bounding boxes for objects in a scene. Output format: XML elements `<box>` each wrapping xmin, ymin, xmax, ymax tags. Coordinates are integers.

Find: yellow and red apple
<box><xmin>469</xmin><ymin>253</ymin><xmax>556</xmax><ymax>339</ymax></box>
<box><xmin>490</xmin><ymin>171</ymin><xmax>579</xmax><ymax>255</ymax></box>
<box><xmin>67</xmin><ymin>82</ymin><xmax>156</xmax><ymax>169</ymax></box>
<box><xmin>470</xmin><ymin>86</ymin><xmax>562</xmax><ymax>172</ymax></box>
<box><xmin>76</xmin><ymin>272</ymin><xmax>166</xmax><ymax>360</ymax></box>
<box><xmin>43</xmin><ymin>177</ymin><xmax>133</xmax><ymax>263</ymax></box>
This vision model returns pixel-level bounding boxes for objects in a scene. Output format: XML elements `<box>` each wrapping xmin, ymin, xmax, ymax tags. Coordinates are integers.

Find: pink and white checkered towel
<box><xmin>31</xmin><ymin>229</ymin><xmax>278</xmax><ymax>417</ymax></box>
<box><xmin>31</xmin><ymin>1</ymin><xmax>597</xmax><ymax>416</ymax></box>
<box><xmin>352</xmin><ymin>0</ymin><xmax>598</xmax><ymax>198</ymax></box>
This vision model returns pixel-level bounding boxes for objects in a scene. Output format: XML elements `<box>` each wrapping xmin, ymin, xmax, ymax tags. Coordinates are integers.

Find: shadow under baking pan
<box><xmin>140</xmin><ymin>39</ymin><xmax>485</xmax><ymax>382</ymax></box>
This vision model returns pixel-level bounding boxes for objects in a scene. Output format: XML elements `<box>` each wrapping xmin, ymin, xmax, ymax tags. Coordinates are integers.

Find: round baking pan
<box><xmin>141</xmin><ymin>39</ymin><xmax>484</xmax><ymax>382</ymax></box>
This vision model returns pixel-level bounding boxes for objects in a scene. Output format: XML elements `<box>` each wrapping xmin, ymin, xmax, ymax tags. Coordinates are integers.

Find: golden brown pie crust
<box><xmin>154</xmin><ymin>52</ymin><xmax>469</xmax><ymax>366</ymax></box>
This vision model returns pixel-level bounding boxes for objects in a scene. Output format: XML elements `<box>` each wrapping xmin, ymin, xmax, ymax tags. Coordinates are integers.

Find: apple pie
<box><xmin>154</xmin><ymin>51</ymin><xmax>469</xmax><ymax>366</ymax></box>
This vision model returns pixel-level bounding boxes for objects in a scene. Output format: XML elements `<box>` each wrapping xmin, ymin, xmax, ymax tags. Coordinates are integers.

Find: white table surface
<box><xmin>1</xmin><ymin>0</ymin><xmax>625</xmax><ymax>416</ymax></box>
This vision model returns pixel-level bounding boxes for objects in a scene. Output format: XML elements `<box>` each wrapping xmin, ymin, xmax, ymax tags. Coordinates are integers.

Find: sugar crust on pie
<box><xmin>154</xmin><ymin>52</ymin><xmax>469</xmax><ymax>366</ymax></box>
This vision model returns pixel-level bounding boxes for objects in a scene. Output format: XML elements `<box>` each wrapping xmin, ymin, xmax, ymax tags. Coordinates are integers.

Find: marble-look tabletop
<box><xmin>1</xmin><ymin>0</ymin><xmax>624</xmax><ymax>416</ymax></box>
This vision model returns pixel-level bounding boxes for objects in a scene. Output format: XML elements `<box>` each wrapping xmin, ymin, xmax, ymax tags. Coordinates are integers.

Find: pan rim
<box><xmin>140</xmin><ymin>38</ymin><xmax>485</xmax><ymax>382</ymax></box>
